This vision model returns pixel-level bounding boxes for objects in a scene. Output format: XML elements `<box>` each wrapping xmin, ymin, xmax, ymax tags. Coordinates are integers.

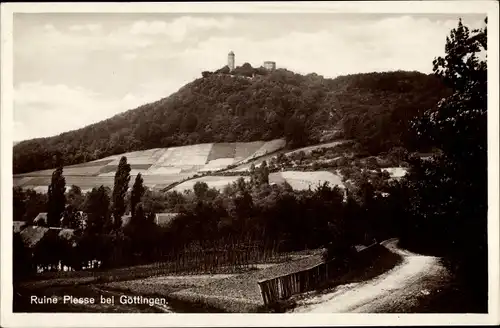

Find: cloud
<box><xmin>69</xmin><ymin>23</ymin><xmax>102</xmax><ymax>32</ymax></box>
<box><xmin>43</xmin><ymin>24</ymin><xmax>56</xmax><ymax>31</ymax></box>
<box><xmin>179</xmin><ymin>15</ymin><xmax>486</xmax><ymax>77</ymax></box>
<box><xmin>13</xmin><ymin>79</ymin><xmax>188</xmax><ymax>141</ymax></box>
<box><xmin>122</xmin><ymin>53</ymin><xmax>138</xmax><ymax>61</ymax></box>
<box><xmin>14</xmin><ymin>82</ymin><xmax>123</xmax><ymax>140</ymax></box>
<box><xmin>130</xmin><ymin>16</ymin><xmax>235</xmax><ymax>42</ymax></box>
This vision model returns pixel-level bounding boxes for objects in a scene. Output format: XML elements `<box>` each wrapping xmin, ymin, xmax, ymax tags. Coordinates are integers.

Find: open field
<box><xmin>98</xmin><ymin>255</ymin><xmax>323</xmax><ymax>313</ymax></box>
<box><xmin>104</xmin><ymin>274</ymin><xmax>238</xmax><ymax>298</ymax></box>
<box><xmin>207</xmin><ymin>143</ymin><xmax>236</xmax><ymax>162</ymax></box>
<box><xmin>270</xmin><ymin>171</ymin><xmax>344</xmax><ymax>190</ymax></box>
<box><xmin>284</xmin><ymin>140</ymin><xmax>349</xmax><ymax>157</ymax></box>
<box><xmin>168</xmin><ymin>255</ymin><xmax>323</xmax><ymax>312</ymax></box>
<box><xmin>171</xmin><ymin>176</ymin><xmax>251</xmax><ymax>192</ymax></box>
<box><xmin>14</xmin><ymin>140</ymin><xmax>285</xmax><ymax>193</ymax></box>
<box><xmin>242</xmin><ymin>139</ymin><xmax>286</xmax><ymax>162</ymax></box>
<box><xmin>383</xmin><ymin>167</ymin><xmax>408</xmax><ymax>178</ymax></box>
<box><xmin>234</xmin><ymin>141</ymin><xmax>265</xmax><ymax>162</ymax></box>
<box><xmin>227</xmin><ymin>140</ymin><xmax>350</xmax><ymax>173</ymax></box>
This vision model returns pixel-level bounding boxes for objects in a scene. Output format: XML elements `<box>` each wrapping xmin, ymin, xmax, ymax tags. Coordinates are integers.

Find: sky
<box><xmin>13</xmin><ymin>12</ymin><xmax>486</xmax><ymax>142</ymax></box>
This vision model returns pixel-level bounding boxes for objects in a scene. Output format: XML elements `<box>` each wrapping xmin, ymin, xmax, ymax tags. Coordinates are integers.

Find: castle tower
<box><xmin>263</xmin><ymin>61</ymin><xmax>276</xmax><ymax>71</ymax></box>
<box><xmin>228</xmin><ymin>51</ymin><xmax>235</xmax><ymax>71</ymax></box>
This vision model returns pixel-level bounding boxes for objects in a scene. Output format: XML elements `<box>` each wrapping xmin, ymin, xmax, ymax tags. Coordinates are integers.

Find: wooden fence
<box><xmin>258</xmin><ymin>242</ymin><xmax>380</xmax><ymax>306</ymax></box>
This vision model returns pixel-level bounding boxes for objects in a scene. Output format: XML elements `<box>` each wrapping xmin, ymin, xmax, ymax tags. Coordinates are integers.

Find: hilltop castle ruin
<box><xmin>227</xmin><ymin>51</ymin><xmax>276</xmax><ymax>71</ymax></box>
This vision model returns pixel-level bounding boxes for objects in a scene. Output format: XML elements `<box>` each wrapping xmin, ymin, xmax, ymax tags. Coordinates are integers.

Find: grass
<box><xmin>279</xmin><ymin>171</ymin><xmax>344</xmax><ymax>190</ymax></box>
<box><xmin>284</xmin><ymin>140</ymin><xmax>349</xmax><ymax>157</ymax></box>
<box><xmin>15</xmin><ymin>139</ymin><xmax>362</xmax><ymax>195</ymax></box>
<box><xmin>20</xmin><ymin>254</ymin><xmax>266</xmax><ymax>290</ymax></box>
<box><xmin>102</xmin><ymin>274</ymin><xmax>237</xmax><ymax>302</ymax></box>
<box><xmin>98</xmin><ymin>164</ymin><xmax>152</xmax><ymax>174</ymax></box>
<box><xmin>244</xmin><ymin>139</ymin><xmax>286</xmax><ymax>161</ymax></box>
<box><xmin>234</xmin><ymin>141</ymin><xmax>265</xmax><ymax>162</ymax></box>
<box><xmin>166</xmin><ymin>254</ymin><xmax>324</xmax><ymax>312</ymax></box>
<box><xmin>13</xmin><ymin>177</ymin><xmax>35</xmax><ymax>187</ymax></box>
<box><xmin>171</xmin><ymin>175</ymin><xmax>251</xmax><ymax>192</ymax></box>
<box><xmin>207</xmin><ymin>143</ymin><xmax>236</xmax><ymax>161</ymax></box>
<box><xmin>66</xmin><ymin>159</ymin><xmax>115</xmax><ymax>168</ymax></box>
<box><xmin>159</xmin><ymin>144</ymin><xmax>214</xmax><ymax>166</ymax></box>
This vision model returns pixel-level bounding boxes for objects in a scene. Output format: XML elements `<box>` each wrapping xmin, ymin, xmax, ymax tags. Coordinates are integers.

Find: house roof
<box><xmin>34</xmin><ymin>212</ymin><xmax>48</xmax><ymax>224</ymax></box>
<box><xmin>19</xmin><ymin>226</ymin><xmax>76</xmax><ymax>248</ymax></box>
<box><xmin>20</xmin><ymin>226</ymin><xmax>50</xmax><ymax>248</ymax></box>
<box><xmin>155</xmin><ymin>213</ymin><xmax>179</xmax><ymax>227</ymax></box>
<box><xmin>13</xmin><ymin>221</ymin><xmax>27</xmax><ymax>233</ymax></box>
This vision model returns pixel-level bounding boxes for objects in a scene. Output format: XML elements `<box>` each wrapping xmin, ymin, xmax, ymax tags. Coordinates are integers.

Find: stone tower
<box><xmin>263</xmin><ymin>61</ymin><xmax>276</xmax><ymax>70</ymax></box>
<box><xmin>228</xmin><ymin>51</ymin><xmax>235</xmax><ymax>71</ymax></box>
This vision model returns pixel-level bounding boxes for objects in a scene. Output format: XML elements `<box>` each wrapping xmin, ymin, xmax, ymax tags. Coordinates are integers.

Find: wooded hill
<box><xmin>13</xmin><ymin>67</ymin><xmax>449</xmax><ymax>174</ymax></box>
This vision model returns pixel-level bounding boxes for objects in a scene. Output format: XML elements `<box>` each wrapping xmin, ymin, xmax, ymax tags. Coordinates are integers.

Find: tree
<box><xmin>67</xmin><ymin>185</ymin><xmax>84</xmax><ymax>210</ymax></box>
<box><xmin>47</xmin><ymin>166</ymin><xmax>66</xmax><ymax>227</ymax></box>
<box><xmin>284</xmin><ymin>116</ymin><xmax>308</xmax><ymax>148</ymax></box>
<box><xmin>13</xmin><ymin>232</ymin><xmax>33</xmax><ymax>281</ymax></box>
<box><xmin>406</xmin><ymin>18</ymin><xmax>487</xmax><ymax>309</ymax></box>
<box><xmin>112</xmin><ymin>156</ymin><xmax>131</xmax><ymax>230</ymax></box>
<box><xmin>61</xmin><ymin>205</ymin><xmax>77</xmax><ymax>229</ymax></box>
<box><xmin>193</xmin><ymin>181</ymin><xmax>209</xmax><ymax>200</ymax></box>
<box><xmin>130</xmin><ymin>173</ymin><xmax>145</xmax><ymax>217</ymax></box>
<box><xmin>259</xmin><ymin>161</ymin><xmax>270</xmax><ymax>185</ymax></box>
<box><xmin>13</xmin><ymin>187</ymin><xmax>26</xmax><ymax>222</ymax></box>
<box><xmin>84</xmin><ymin>186</ymin><xmax>111</xmax><ymax>235</ymax></box>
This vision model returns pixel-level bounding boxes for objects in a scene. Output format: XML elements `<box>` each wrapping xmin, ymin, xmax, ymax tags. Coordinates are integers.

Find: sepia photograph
<box><xmin>1</xmin><ymin>1</ymin><xmax>499</xmax><ymax>327</ymax></box>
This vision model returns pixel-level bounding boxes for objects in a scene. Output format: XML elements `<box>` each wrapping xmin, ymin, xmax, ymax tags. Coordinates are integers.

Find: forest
<box><xmin>13</xmin><ymin>67</ymin><xmax>449</xmax><ymax>174</ymax></box>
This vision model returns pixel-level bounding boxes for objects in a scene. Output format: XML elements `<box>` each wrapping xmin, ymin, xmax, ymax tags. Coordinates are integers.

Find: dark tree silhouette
<box><xmin>112</xmin><ymin>156</ymin><xmax>131</xmax><ymax>230</ymax></box>
<box><xmin>47</xmin><ymin>166</ymin><xmax>66</xmax><ymax>227</ymax></box>
<box><xmin>84</xmin><ymin>186</ymin><xmax>111</xmax><ymax>235</ymax></box>
<box><xmin>404</xmin><ymin>17</ymin><xmax>488</xmax><ymax>310</ymax></box>
<box><xmin>130</xmin><ymin>173</ymin><xmax>145</xmax><ymax>217</ymax></box>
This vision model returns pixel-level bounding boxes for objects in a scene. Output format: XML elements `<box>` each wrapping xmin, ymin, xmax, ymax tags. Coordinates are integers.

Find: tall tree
<box><xmin>406</xmin><ymin>17</ymin><xmax>487</xmax><ymax>308</ymax></box>
<box><xmin>67</xmin><ymin>185</ymin><xmax>84</xmax><ymax>210</ymax></box>
<box><xmin>130</xmin><ymin>173</ymin><xmax>145</xmax><ymax>217</ymax></box>
<box><xmin>112</xmin><ymin>156</ymin><xmax>131</xmax><ymax>230</ymax></box>
<box><xmin>284</xmin><ymin>116</ymin><xmax>308</xmax><ymax>149</ymax></box>
<box><xmin>84</xmin><ymin>186</ymin><xmax>111</xmax><ymax>235</ymax></box>
<box><xmin>258</xmin><ymin>161</ymin><xmax>270</xmax><ymax>185</ymax></box>
<box><xmin>47</xmin><ymin>166</ymin><xmax>66</xmax><ymax>227</ymax></box>
<box><xmin>193</xmin><ymin>181</ymin><xmax>209</xmax><ymax>200</ymax></box>
<box><xmin>13</xmin><ymin>187</ymin><xmax>26</xmax><ymax>222</ymax></box>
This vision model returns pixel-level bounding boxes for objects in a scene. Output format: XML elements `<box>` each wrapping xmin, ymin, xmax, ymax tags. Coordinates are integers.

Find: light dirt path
<box><xmin>291</xmin><ymin>239</ymin><xmax>449</xmax><ymax>313</ymax></box>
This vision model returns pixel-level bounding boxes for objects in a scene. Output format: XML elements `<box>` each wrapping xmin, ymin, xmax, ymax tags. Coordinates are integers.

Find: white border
<box><xmin>1</xmin><ymin>1</ymin><xmax>499</xmax><ymax>327</ymax></box>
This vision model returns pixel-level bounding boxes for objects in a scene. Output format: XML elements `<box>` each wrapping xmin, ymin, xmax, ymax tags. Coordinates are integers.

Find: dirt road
<box><xmin>290</xmin><ymin>239</ymin><xmax>450</xmax><ymax>313</ymax></box>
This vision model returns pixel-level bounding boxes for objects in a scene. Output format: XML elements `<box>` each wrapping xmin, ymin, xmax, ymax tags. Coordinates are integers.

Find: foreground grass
<box><xmin>96</xmin><ymin>255</ymin><xmax>324</xmax><ymax>313</ymax></box>
<box><xmin>20</xmin><ymin>255</ymin><xmax>291</xmax><ymax>290</ymax></box>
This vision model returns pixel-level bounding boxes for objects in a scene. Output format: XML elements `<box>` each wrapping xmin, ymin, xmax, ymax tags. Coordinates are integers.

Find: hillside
<box><xmin>13</xmin><ymin>67</ymin><xmax>449</xmax><ymax>174</ymax></box>
<box><xmin>13</xmin><ymin>139</ymin><xmax>286</xmax><ymax>193</ymax></box>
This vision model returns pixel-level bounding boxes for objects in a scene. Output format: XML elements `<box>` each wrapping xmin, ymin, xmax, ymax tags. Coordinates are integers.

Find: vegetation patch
<box><xmin>280</xmin><ymin>171</ymin><xmax>344</xmax><ymax>190</ymax></box>
<box><xmin>207</xmin><ymin>143</ymin><xmax>236</xmax><ymax>162</ymax></box>
<box><xmin>234</xmin><ymin>141</ymin><xmax>266</xmax><ymax>162</ymax></box>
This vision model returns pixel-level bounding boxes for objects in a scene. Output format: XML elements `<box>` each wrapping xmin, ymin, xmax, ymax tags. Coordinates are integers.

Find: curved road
<box><xmin>291</xmin><ymin>239</ymin><xmax>450</xmax><ymax>313</ymax></box>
